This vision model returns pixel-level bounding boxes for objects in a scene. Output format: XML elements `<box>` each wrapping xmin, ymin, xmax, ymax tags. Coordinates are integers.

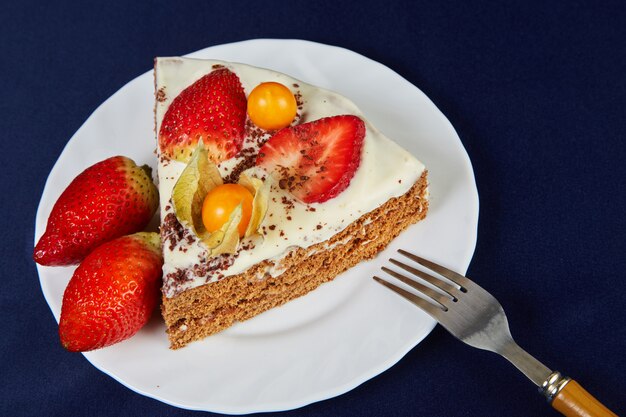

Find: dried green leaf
<box><xmin>171</xmin><ymin>141</ymin><xmax>222</xmax><ymax>236</ymax></box>
<box><xmin>239</xmin><ymin>171</ymin><xmax>271</xmax><ymax>237</ymax></box>
<box><xmin>206</xmin><ymin>203</ymin><xmax>242</xmax><ymax>256</ymax></box>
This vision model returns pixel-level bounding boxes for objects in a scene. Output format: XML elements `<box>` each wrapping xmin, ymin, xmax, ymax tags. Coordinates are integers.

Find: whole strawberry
<box><xmin>34</xmin><ymin>156</ymin><xmax>158</xmax><ymax>266</ymax></box>
<box><xmin>159</xmin><ymin>67</ymin><xmax>247</xmax><ymax>163</ymax></box>
<box><xmin>59</xmin><ymin>232</ymin><xmax>163</xmax><ymax>352</ymax></box>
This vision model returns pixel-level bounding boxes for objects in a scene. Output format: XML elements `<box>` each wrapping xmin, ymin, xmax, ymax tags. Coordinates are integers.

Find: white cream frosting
<box><xmin>155</xmin><ymin>58</ymin><xmax>426</xmax><ymax>298</ymax></box>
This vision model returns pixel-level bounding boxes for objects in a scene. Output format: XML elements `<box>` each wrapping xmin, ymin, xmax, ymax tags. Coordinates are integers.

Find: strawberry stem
<box><xmin>140</xmin><ymin>164</ymin><xmax>153</xmax><ymax>179</ymax></box>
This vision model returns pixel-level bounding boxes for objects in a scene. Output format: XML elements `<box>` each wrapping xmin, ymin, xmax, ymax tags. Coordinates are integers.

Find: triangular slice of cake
<box><xmin>154</xmin><ymin>57</ymin><xmax>428</xmax><ymax>349</ymax></box>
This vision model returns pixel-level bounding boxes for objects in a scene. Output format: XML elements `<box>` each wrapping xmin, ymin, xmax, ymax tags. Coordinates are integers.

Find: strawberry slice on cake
<box><xmin>257</xmin><ymin>115</ymin><xmax>365</xmax><ymax>203</ymax></box>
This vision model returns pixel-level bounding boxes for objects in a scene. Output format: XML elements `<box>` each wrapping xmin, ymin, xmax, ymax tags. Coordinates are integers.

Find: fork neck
<box><xmin>498</xmin><ymin>340</ymin><xmax>552</xmax><ymax>387</ymax></box>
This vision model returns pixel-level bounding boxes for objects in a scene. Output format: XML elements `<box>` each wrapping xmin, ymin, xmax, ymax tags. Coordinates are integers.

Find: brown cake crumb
<box><xmin>161</xmin><ymin>212</ymin><xmax>187</xmax><ymax>251</ymax></box>
<box><xmin>156</xmin><ymin>87</ymin><xmax>166</xmax><ymax>102</ymax></box>
<box><xmin>244</xmin><ymin>119</ymin><xmax>271</xmax><ymax>148</ymax></box>
<box><xmin>223</xmin><ymin>146</ymin><xmax>258</xmax><ymax>183</ymax></box>
<box><xmin>280</xmin><ymin>196</ymin><xmax>295</xmax><ymax>214</ymax></box>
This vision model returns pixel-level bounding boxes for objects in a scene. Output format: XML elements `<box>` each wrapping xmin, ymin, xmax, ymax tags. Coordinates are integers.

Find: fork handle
<box><xmin>546</xmin><ymin>375</ymin><xmax>617</xmax><ymax>417</ymax></box>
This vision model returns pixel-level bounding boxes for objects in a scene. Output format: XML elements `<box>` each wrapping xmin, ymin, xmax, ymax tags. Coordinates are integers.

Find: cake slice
<box><xmin>155</xmin><ymin>57</ymin><xmax>428</xmax><ymax>349</ymax></box>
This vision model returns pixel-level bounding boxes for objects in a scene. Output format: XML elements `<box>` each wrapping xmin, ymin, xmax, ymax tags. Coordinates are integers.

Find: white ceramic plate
<box><xmin>35</xmin><ymin>39</ymin><xmax>478</xmax><ymax>414</ymax></box>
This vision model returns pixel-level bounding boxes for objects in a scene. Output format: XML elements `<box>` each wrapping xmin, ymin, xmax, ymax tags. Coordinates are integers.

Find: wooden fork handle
<box><xmin>551</xmin><ymin>379</ymin><xmax>617</xmax><ymax>417</ymax></box>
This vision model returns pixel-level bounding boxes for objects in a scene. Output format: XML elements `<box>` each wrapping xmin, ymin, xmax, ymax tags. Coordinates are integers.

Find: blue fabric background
<box><xmin>2</xmin><ymin>1</ymin><xmax>624</xmax><ymax>416</ymax></box>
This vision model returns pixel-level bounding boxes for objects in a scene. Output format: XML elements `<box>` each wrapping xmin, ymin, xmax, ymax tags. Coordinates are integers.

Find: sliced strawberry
<box><xmin>159</xmin><ymin>67</ymin><xmax>247</xmax><ymax>163</ymax></box>
<box><xmin>256</xmin><ymin>115</ymin><xmax>365</xmax><ymax>203</ymax></box>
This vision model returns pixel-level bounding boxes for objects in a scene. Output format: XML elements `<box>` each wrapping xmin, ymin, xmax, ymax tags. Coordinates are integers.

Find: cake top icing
<box><xmin>155</xmin><ymin>57</ymin><xmax>425</xmax><ymax>297</ymax></box>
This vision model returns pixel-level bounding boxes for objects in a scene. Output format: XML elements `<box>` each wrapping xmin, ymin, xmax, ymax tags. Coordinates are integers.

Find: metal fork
<box><xmin>374</xmin><ymin>250</ymin><xmax>617</xmax><ymax>417</ymax></box>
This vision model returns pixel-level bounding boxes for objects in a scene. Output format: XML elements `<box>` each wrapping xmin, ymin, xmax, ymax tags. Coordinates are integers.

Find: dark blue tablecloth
<box><xmin>2</xmin><ymin>1</ymin><xmax>624</xmax><ymax>416</ymax></box>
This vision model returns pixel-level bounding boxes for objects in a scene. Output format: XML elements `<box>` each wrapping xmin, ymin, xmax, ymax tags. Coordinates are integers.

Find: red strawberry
<box><xmin>34</xmin><ymin>156</ymin><xmax>159</xmax><ymax>266</ymax></box>
<box><xmin>256</xmin><ymin>115</ymin><xmax>365</xmax><ymax>203</ymax></box>
<box><xmin>59</xmin><ymin>232</ymin><xmax>163</xmax><ymax>352</ymax></box>
<box><xmin>159</xmin><ymin>67</ymin><xmax>247</xmax><ymax>163</ymax></box>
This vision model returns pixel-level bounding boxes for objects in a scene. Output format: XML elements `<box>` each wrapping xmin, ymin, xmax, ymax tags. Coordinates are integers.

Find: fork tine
<box><xmin>398</xmin><ymin>249</ymin><xmax>470</xmax><ymax>289</ymax></box>
<box><xmin>381</xmin><ymin>266</ymin><xmax>453</xmax><ymax>309</ymax></box>
<box><xmin>373</xmin><ymin>276</ymin><xmax>446</xmax><ymax>320</ymax></box>
<box><xmin>388</xmin><ymin>258</ymin><xmax>461</xmax><ymax>299</ymax></box>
